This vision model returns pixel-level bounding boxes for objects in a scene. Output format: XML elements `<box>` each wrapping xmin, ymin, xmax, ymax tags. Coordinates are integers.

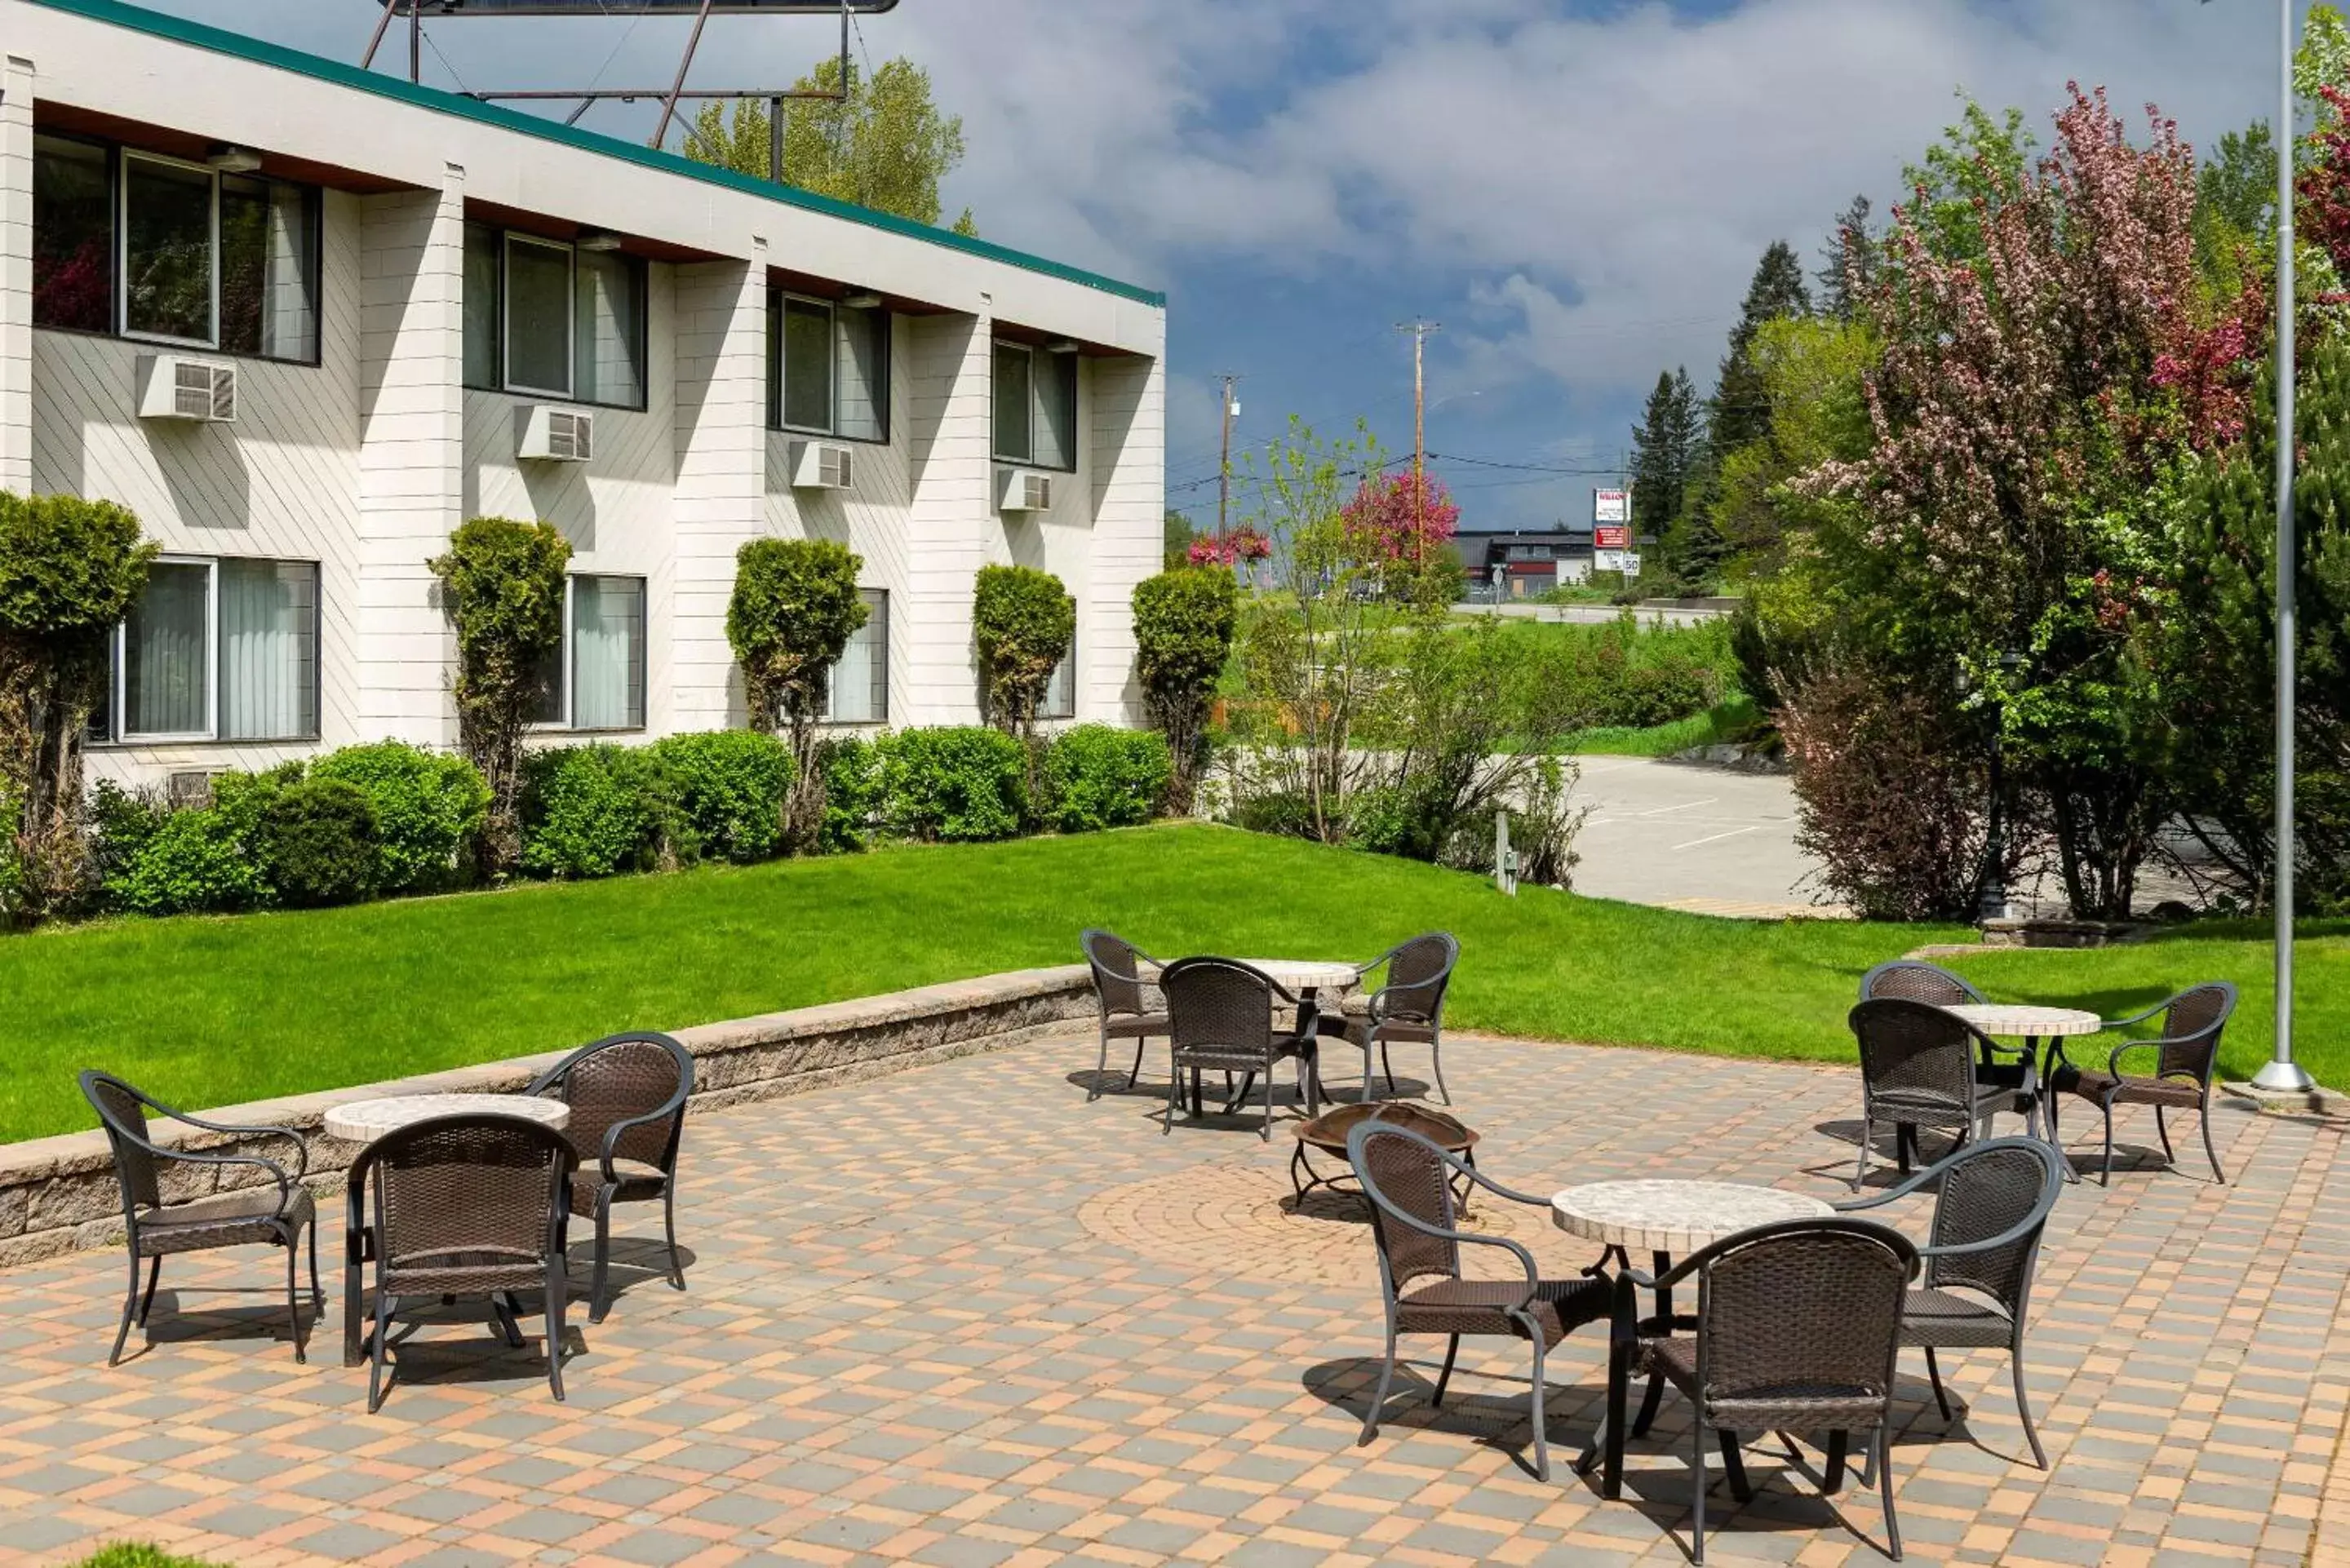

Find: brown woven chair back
<box><xmin>1858</xmin><ymin>959</ymin><xmax>1984</xmax><ymax>1007</ymax></box>
<box><xmin>1083</xmin><ymin>929</ymin><xmax>1153</xmax><ymax>1017</ymax></box>
<box><xmin>1161</xmin><ymin>958</ymin><xmax>1277</xmax><ymax>1056</ymax></box>
<box><xmin>2157</xmin><ymin>983</ymin><xmax>2236</xmax><ymax>1081</ymax></box>
<box><xmin>1850</xmin><ymin>998</ymin><xmax>1983</xmax><ymax>1118</ymax></box>
<box><xmin>1379</xmin><ymin>932</ymin><xmax>1457</xmax><ymax>1022</ymax></box>
<box><xmin>1925</xmin><ymin>1140</ymin><xmax>2055</xmax><ymax>1308</ymax></box>
<box><xmin>558</xmin><ymin>1036</ymin><xmax>689</xmax><ymax>1172</ymax></box>
<box><xmin>1353</xmin><ymin>1123</ymin><xmax>1460</xmax><ymax>1289</ymax></box>
<box><xmin>373</xmin><ymin>1116</ymin><xmax>570</xmax><ymax>1282</ymax></box>
<box><xmin>1696</xmin><ymin>1221</ymin><xmax>1913</xmax><ymax>1409</ymax></box>
<box><xmin>82</xmin><ymin>1074</ymin><xmax>162</xmax><ymax>1211</ymax></box>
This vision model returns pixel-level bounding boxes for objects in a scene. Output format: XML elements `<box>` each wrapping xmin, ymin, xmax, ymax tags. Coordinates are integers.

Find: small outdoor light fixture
<box><xmin>840</xmin><ymin>290</ymin><xmax>883</xmax><ymax>309</ymax></box>
<box><xmin>1045</xmin><ymin>339</ymin><xmax>1082</xmax><ymax>355</ymax></box>
<box><xmin>575</xmin><ymin>228</ymin><xmax>625</xmax><ymax>252</ymax></box>
<box><xmin>204</xmin><ymin>145</ymin><xmax>264</xmax><ymax>174</ymax></box>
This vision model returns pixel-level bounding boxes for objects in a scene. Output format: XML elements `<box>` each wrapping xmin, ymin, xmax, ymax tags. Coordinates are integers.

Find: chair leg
<box><xmin>1632</xmin><ymin>1365</ymin><xmax>1666</xmax><ymax>1437</ymax></box>
<box><xmin>1822</xmin><ymin>1431</ymin><xmax>1848</xmax><ymax>1493</ymax></box>
<box><xmin>1162</xmin><ymin>1060</ymin><xmax>1181</xmax><ymax>1134</ymax></box>
<box><xmin>663</xmin><ymin>1181</ymin><xmax>685</xmax><ymax>1290</ymax></box>
<box><xmin>1854</xmin><ymin>1113</ymin><xmax>1873</xmax><ymax>1192</ymax></box>
<box><xmin>1429</xmin><ymin>1038</ymin><xmax>1449</xmax><ymax>1105</ymax></box>
<box><xmin>367</xmin><ymin>1291</ymin><xmax>394</xmax><ymax>1412</ymax></box>
<box><xmin>1691</xmin><ymin>1416</ymin><xmax>1709</xmax><ymax>1566</ymax></box>
<box><xmin>1126</xmin><ymin>1039</ymin><xmax>1146</xmax><ymax>1090</ymax></box>
<box><xmin>588</xmin><ymin>1187</ymin><xmax>614</xmax><ymax>1325</ymax></box>
<box><xmin>1718</xmin><ymin>1429</ymin><xmax>1751</xmax><ymax>1504</ymax></box>
<box><xmin>109</xmin><ymin>1252</ymin><xmax>143</xmax><ymax>1366</ymax></box>
<box><xmin>2154</xmin><ymin>1104</ymin><xmax>2176</xmax><ymax>1167</ymax></box>
<box><xmin>2012</xmin><ymin>1342</ymin><xmax>2047</xmax><ymax>1469</ymax></box>
<box><xmin>1360</xmin><ymin>1322</ymin><xmax>1399</xmax><ymax>1445</ymax></box>
<box><xmin>1091</xmin><ymin>1019</ymin><xmax>1108</xmax><ymax>1101</ymax></box>
<box><xmin>2101</xmin><ymin>1099</ymin><xmax>2117</xmax><ymax>1187</ymax></box>
<box><xmin>286</xmin><ymin>1234</ymin><xmax>307</xmax><ymax>1365</ymax></box>
<box><xmin>136</xmin><ymin>1253</ymin><xmax>162</xmax><ymax>1327</ymax></box>
<box><xmin>2201</xmin><ymin>1101</ymin><xmax>2227</xmax><ymax>1184</ymax></box>
<box><xmin>1878</xmin><ymin>1426</ymin><xmax>1903</xmax><ymax>1561</ymax></box>
<box><xmin>1924</xmin><ymin>1345</ymin><xmax>1952</xmax><ymax>1420</ymax></box>
<box><xmin>1430</xmin><ymin>1333</ymin><xmax>1461</xmax><ymax>1408</ymax></box>
<box><xmin>308</xmin><ymin>1216</ymin><xmax>324</xmax><ymax>1309</ymax></box>
<box><xmin>546</xmin><ymin>1256</ymin><xmax>567</xmax><ymax>1402</ymax></box>
<box><xmin>1381</xmin><ymin>1039</ymin><xmax>1398</xmax><ymax>1096</ymax></box>
<box><xmin>1528</xmin><ymin>1333</ymin><xmax>1550</xmax><ymax>1483</ymax></box>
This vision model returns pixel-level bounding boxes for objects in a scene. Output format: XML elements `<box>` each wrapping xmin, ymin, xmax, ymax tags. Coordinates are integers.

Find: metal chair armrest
<box><xmin>2098</xmin><ymin>1000</ymin><xmax>2171</xmax><ymax>1031</ymax></box>
<box><xmin>2104</xmin><ymin>1037</ymin><xmax>2204</xmax><ymax>1079</ymax></box>
<box><xmin>596</xmin><ymin>1083</ymin><xmax>693</xmax><ymax>1186</ymax></box>
<box><xmin>1833</xmin><ymin>1160</ymin><xmax>1948</xmax><ymax>1211</ymax></box>
<box><xmin>159</xmin><ymin>1112</ymin><xmax>312</xmax><ymax>1180</ymax></box>
<box><xmin>1914</xmin><ymin>1207</ymin><xmax>2050</xmax><ymax>1261</ymax></box>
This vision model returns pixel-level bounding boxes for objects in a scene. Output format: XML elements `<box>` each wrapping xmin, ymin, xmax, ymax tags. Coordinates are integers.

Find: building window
<box><xmin>992</xmin><ymin>341</ymin><xmax>1077</xmax><ymax>472</ymax></box>
<box><xmin>821</xmin><ymin>588</ymin><xmax>889</xmax><ymax>724</ymax></box>
<box><xmin>531</xmin><ymin>574</ymin><xmax>647</xmax><ymax>731</ymax></box>
<box><xmin>1038</xmin><ymin>636</ymin><xmax>1075</xmax><ymax>721</ymax></box>
<box><xmin>95</xmin><ymin>556</ymin><xmax>321</xmax><ymax>743</ymax></box>
<box><xmin>104</xmin><ymin>149</ymin><xmax>321</xmax><ymax>361</ymax></box>
<box><xmin>464</xmin><ymin>224</ymin><xmax>648</xmax><ymax>410</ymax></box>
<box><xmin>32</xmin><ymin>135</ymin><xmax>113</xmax><ymax>333</ymax></box>
<box><xmin>770</xmin><ymin>294</ymin><xmax>888</xmax><ymax>442</ymax></box>
<box><xmin>218</xmin><ymin>175</ymin><xmax>319</xmax><ymax>361</ymax></box>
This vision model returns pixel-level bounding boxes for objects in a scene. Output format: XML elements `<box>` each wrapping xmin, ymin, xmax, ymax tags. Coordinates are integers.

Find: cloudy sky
<box><xmin>156</xmin><ymin>0</ymin><xmax>2290</xmax><ymax>529</ymax></box>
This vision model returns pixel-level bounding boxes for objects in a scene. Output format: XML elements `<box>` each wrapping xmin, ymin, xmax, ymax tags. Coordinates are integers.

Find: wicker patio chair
<box><xmin>347</xmin><ymin>1113</ymin><xmax>575</xmax><ymax>1411</ymax></box>
<box><xmin>526</xmin><ymin>1031</ymin><xmax>694</xmax><ymax>1323</ymax></box>
<box><xmin>2048</xmin><ymin>982</ymin><xmax>2237</xmax><ymax>1186</ymax></box>
<box><xmin>1625</xmin><ymin>1218</ymin><xmax>1918</xmax><ymax>1564</ymax></box>
<box><xmin>1159</xmin><ymin>958</ymin><xmax>1316</xmax><ymax>1141</ymax></box>
<box><xmin>1346</xmin><ymin>1121</ymin><xmax>1629</xmax><ymax>1485</ymax></box>
<box><xmin>1837</xmin><ymin>1136</ymin><xmax>2064</xmax><ymax>1468</ymax></box>
<box><xmin>1081</xmin><ymin>929</ymin><xmax>1169</xmax><ymax>1101</ymax></box>
<box><xmin>1320</xmin><ymin>932</ymin><xmax>1462</xmax><ymax>1104</ymax></box>
<box><xmin>1848</xmin><ymin>998</ymin><xmax>2027</xmax><ymax>1189</ymax></box>
<box><xmin>1858</xmin><ymin>959</ymin><xmax>2031</xmax><ymax>1122</ymax></box>
<box><xmin>79</xmin><ymin>1071</ymin><xmax>322</xmax><ymax>1366</ymax></box>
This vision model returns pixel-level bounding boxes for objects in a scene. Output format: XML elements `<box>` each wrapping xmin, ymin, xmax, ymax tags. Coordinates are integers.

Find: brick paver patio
<box><xmin>1</xmin><ymin>1031</ymin><xmax>2345</xmax><ymax>1568</ymax></box>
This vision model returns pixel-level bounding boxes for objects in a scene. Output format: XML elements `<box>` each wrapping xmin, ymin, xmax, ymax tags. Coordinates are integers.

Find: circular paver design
<box><xmin>1079</xmin><ymin>1156</ymin><xmax>1567</xmax><ymax>1287</ymax></box>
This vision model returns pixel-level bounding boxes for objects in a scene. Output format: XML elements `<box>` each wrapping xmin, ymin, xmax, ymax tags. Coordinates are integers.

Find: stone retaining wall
<box><xmin>0</xmin><ymin>965</ymin><xmax>1095</xmax><ymax>1269</ymax></box>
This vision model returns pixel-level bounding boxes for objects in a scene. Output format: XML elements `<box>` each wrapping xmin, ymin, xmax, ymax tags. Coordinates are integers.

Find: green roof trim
<box><xmin>26</xmin><ymin>0</ymin><xmax>1166</xmax><ymax>309</ymax></box>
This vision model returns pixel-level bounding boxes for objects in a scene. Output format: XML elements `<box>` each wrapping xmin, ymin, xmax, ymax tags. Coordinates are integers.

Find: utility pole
<box><xmin>1217</xmin><ymin>374</ymin><xmax>1243</xmax><ymax>539</ymax></box>
<box><xmin>1397</xmin><ymin>321</ymin><xmax>1441</xmax><ymax>565</ymax></box>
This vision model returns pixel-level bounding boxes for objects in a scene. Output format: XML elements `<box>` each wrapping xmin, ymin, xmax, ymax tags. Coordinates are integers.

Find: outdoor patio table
<box><xmin>1942</xmin><ymin>1003</ymin><xmax>2101</xmax><ymax>1182</ymax></box>
<box><xmin>1162</xmin><ymin>958</ymin><xmax>1358</xmax><ymax>1114</ymax></box>
<box><xmin>330</xmin><ymin>1094</ymin><xmax>571</xmax><ymax>1367</ymax></box>
<box><xmin>1551</xmin><ymin>1178</ymin><xmax>1834</xmax><ymax>1497</ymax></box>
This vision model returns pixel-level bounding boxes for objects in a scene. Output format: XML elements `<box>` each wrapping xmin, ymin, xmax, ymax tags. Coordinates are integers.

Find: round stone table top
<box><xmin>324</xmin><ymin>1092</ymin><xmax>570</xmax><ymax>1145</ymax></box>
<box><xmin>1943</xmin><ymin>1003</ymin><xmax>2104</xmax><ymax>1039</ymax></box>
<box><xmin>1295</xmin><ymin>1101</ymin><xmax>1478</xmax><ymax>1157</ymax></box>
<box><xmin>1551</xmin><ymin>1179</ymin><xmax>1833</xmax><ymax>1255</ymax></box>
<box><xmin>1224</xmin><ymin>958</ymin><xmax>1362</xmax><ymax>992</ymax></box>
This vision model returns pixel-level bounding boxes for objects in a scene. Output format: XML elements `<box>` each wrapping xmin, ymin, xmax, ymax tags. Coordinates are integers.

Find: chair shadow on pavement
<box><xmin>128</xmin><ymin>1287</ymin><xmax>319</xmax><ymax>1361</ymax></box>
<box><xmin>1804</xmin><ymin>1116</ymin><xmax>2169</xmax><ymax>1185</ymax></box>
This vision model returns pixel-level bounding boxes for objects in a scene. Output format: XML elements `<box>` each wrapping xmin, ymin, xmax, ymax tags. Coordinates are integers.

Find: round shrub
<box><xmin>520</xmin><ymin>745</ymin><xmax>678</xmax><ymax>879</ymax></box>
<box><xmin>260</xmin><ymin>778</ymin><xmax>380</xmax><ymax>908</ymax></box>
<box><xmin>874</xmin><ymin>726</ymin><xmax>1028</xmax><ymax>843</ymax></box>
<box><xmin>650</xmin><ymin>730</ymin><xmax>794</xmax><ymax>864</ymax></box>
<box><xmin>818</xmin><ymin>735</ymin><xmax>880</xmax><ymax>853</ymax></box>
<box><xmin>112</xmin><ymin>806</ymin><xmax>271</xmax><ymax>915</ymax></box>
<box><xmin>310</xmin><ymin>742</ymin><xmax>490</xmax><ymax>894</ymax></box>
<box><xmin>1041</xmin><ymin>725</ymin><xmax>1171</xmax><ymax>833</ymax></box>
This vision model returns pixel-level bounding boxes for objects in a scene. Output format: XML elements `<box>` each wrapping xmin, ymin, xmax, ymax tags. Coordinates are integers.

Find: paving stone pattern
<box><xmin>0</xmin><ymin>1032</ymin><xmax>2344</xmax><ymax>1568</ymax></box>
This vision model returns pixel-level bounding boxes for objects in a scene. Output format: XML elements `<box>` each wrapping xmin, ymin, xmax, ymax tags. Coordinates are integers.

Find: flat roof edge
<box><xmin>22</xmin><ymin>0</ymin><xmax>1168</xmax><ymax>311</ymax></box>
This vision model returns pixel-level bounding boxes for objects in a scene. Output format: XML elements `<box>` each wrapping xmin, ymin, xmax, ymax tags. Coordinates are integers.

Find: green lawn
<box><xmin>2</xmin><ymin>824</ymin><xmax>2339</xmax><ymax>1143</ymax></box>
<box><xmin>1561</xmin><ymin>694</ymin><xmax>1762</xmax><ymax>756</ymax></box>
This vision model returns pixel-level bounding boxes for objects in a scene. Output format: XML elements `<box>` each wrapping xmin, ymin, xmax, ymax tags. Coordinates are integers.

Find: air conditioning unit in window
<box><xmin>517</xmin><ymin>405</ymin><xmax>594</xmax><ymax>463</ymax></box>
<box><xmin>788</xmin><ymin>440</ymin><xmax>856</xmax><ymax>491</ymax></box>
<box><xmin>135</xmin><ymin>355</ymin><xmax>237</xmax><ymax>423</ymax></box>
<box><xmin>996</xmin><ymin>467</ymin><xmax>1053</xmax><ymax>513</ymax></box>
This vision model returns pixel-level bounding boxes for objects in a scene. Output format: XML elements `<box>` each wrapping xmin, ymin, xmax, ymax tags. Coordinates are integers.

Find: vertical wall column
<box><xmin>1087</xmin><ymin>347</ymin><xmax>1164</xmax><ymax>723</ymax></box>
<box><xmin>904</xmin><ymin>309</ymin><xmax>993</xmax><ymax>725</ymax></box>
<box><xmin>668</xmin><ymin>247</ymin><xmax>767</xmax><ymax>733</ymax></box>
<box><xmin>354</xmin><ymin>167</ymin><xmax>467</xmax><ymax>746</ymax></box>
<box><xmin>0</xmin><ymin>55</ymin><xmax>34</xmax><ymax>494</ymax></box>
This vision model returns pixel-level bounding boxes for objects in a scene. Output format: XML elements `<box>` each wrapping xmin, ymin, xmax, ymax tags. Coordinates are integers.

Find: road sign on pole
<box><xmin>1594</xmin><ymin>489</ymin><xmax>1629</xmax><ymax>525</ymax></box>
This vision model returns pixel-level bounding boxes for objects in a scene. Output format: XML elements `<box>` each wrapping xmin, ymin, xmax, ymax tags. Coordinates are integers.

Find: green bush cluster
<box><xmin>651</xmin><ymin>730</ymin><xmax>795</xmax><ymax>864</ymax></box>
<box><xmin>309</xmin><ymin>742</ymin><xmax>489</xmax><ymax>893</ymax></box>
<box><xmin>875</xmin><ymin>725</ymin><xmax>1029</xmax><ymax>842</ymax></box>
<box><xmin>520</xmin><ymin>744</ymin><xmax>679</xmax><ymax>879</ymax></box>
<box><xmin>1039</xmin><ymin>725</ymin><xmax>1172</xmax><ymax>833</ymax></box>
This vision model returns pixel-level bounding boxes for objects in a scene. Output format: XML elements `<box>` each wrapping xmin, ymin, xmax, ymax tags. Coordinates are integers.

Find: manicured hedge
<box><xmin>874</xmin><ymin>726</ymin><xmax>1029</xmax><ymax>843</ymax></box>
<box><xmin>1040</xmin><ymin>724</ymin><xmax>1171</xmax><ymax>832</ymax></box>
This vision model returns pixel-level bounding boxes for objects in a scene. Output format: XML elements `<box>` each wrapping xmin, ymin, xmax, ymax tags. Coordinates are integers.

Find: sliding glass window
<box><xmin>463</xmin><ymin>228</ymin><xmax>648</xmax><ymax>409</ymax></box>
<box><xmin>32</xmin><ymin>135</ymin><xmax>112</xmax><ymax>333</ymax></box>
<box><xmin>121</xmin><ymin>155</ymin><xmax>215</xmax><ymax>346</ymax></box>
<box><xmin>100</xmin><ymin>150</ymin><xmax>320</xmax><ymax>361</ymax></box>
<box><xmin>530</xmin><ymin>575</ymin><xmax>647</xmax><ymax>731</ymax></box>
<box><xmin>993</xmin><ymin>341</ymin><xmax>1079</xmax><ymax>472</ymax></box>
<box><xmin>771</xmin><ymin>294</ymin><xmax>889</xmax><ymax>441</ymax></box>
<box><xmin>823</xmin><ymin>589</ymin><xmax>888</xmax><ymax>724</ymax></box>
<box><xmin>95</xmin><ymin>556</ymin><xmax>321</xmax><ymax>744</ymax></box>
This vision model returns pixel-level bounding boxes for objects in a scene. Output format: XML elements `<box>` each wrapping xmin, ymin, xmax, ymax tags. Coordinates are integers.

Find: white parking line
<box><xmin>1633</xmin><ymin>798</ymin><xmax>1716</xmax><ymax>817</ymax></box>
<box><xmin>1669</xmin><ymin>825</ymin><xmax>1765</xmax><ymax>852</ymax></box>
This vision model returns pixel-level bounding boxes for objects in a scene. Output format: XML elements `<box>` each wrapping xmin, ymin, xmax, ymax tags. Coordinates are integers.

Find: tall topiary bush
<box><xmin>725</xmin><ymin>538</ymin><xmax>867</xmax><ymax>850</ymax></box>
<box><xmin>429</xmin><ymin>517</ymin><xmax>570</xmax><ymax>876</ymax></box>
<box><xmin>973</xmin><ymin>564</ymin><xmax>1075</xmax><ymax>741</ymax></box>
<box><xmin>1132</xmin><ymin>567</ymin><xmax>1237</xmax><ymax>814</ymax></box>
<box><xmin>0</xmin><ymin>493</ymin><xmax>156</xmax><ymax>921</ymax></box>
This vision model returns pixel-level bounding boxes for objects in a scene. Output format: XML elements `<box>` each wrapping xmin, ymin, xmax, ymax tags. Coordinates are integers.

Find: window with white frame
<box><xmin>820</xmin><ymin>589</ymin><xmax>889</xmax><ymax>724</ymax></box>
<box><xmin>770</xmin><ymin>293</ymin><xmax>888</xmax><ymax>442</ymax></box>
<box><xmin>463</xmin><ymin>224</ymin><xmax>648</xmax><ymax>410</ymax></box>
<box><xmin>91</xmin><ymin>556</ymin><xmax>321</xmax><ymax>743</ymax></box>
<box><xmin>991</xmin><ymin>340</ymin><xmax>1077</xmax><ymax>472</ymax></box>
<box><xmin>29</xmin><ymin>135</ymin><xmax>320</xmax><ymax>361</ymax></box>
<box><xmin>1038</xmin><ymin>636</ymin><xmax>1076</xmax><ymax>721</ymax></box>
<box><xmin>530</xmin><ymin>575</ymin><xmax>647</xmax><ymax>732</ymax></box>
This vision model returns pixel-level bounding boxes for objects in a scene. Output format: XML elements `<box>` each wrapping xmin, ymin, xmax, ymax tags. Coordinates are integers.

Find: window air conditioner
<box><xmin>788</xmin><ymin>440</ymin><xmax>856</xmax><ymax>491</ymax></box>
<box><xmin>996</xmin><ymin>467</ymin><xmax>1053</xmax><ymax>512</ymax></box>
<box><xmin>517</xmin><ymin>405</ymin><xmax>594</xmax><ymax>463</ymax></box>
<box><xmin>135</xmin><ymin>355</ymin><xmax>237</xmax><ymax>423</ymax></box>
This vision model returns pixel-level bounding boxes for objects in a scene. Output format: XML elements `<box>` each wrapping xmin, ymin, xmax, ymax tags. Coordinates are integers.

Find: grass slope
<box><xmin>2</xmin><ymin>825</ymin><xmax>2338</xmax><ymax>1143</ymax></box>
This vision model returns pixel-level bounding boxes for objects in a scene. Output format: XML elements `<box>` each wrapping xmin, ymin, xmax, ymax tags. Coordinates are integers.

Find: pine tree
<box><xmin>1816</xmin><ymin>195</ymin><xmax>1878</xmax><ymax>321</ymax></box>
<box><xmin>1628</xmin><ymin>369</ymin><xmax>1696</xmax><ymax>541</ymax></box>
<box><xmin>1711</xmin><ymin>241</ymin><xmax>1811</xmax><ymax>452</ymax></box>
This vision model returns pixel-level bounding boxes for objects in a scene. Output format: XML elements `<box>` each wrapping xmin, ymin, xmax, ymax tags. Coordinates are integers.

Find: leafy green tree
<box><xmin>1816</xmin><ymin>194</ymin><xmax>1880</xmax><ymax>321</ymax></box>
<box><xmin>1900</xmin><ymin>98</ymin><xmax>2035</xmax><ymax>265</ymax></box>
<box><xmin>1163</xmin><ymin>508</ymin><xmax>1198</xmax><ymax>571</ymax></box>
<box><xmin>1710</xmin><ymin>241</ymin><xmax>1812</xmax><ymax>454</ymax></box>
<box><xmin>973</xmin><ymin>564</ymin><xmax>1076</xmax><ymax>744</ymax></box>
<box><xmin>726</xmin><ymin>537</ymin><xmax>868</xmax><ymax>850</ymax></box>
<box><xmin>1710</xmin><ymin>317</ymin><xmax>1878</xmax><ymax>572</ymax></box>
<box><xmin>428</xmin><ymin>516</ymin><xmax>571</xmax><ymax>876</ymax></box>
<box><xmin>1133</xmin><ymin>566</ymin><xmax>1238</xmax><ymax>813</ymax></box>
<box><xmin>685</xmin><ymin>56</ymin><xmax>973</xmax><ymax>232</ymax></box>
<box><xmin>0</xmin><ymin>493</ymin><xmax>155</xmax><ymax>920</ymax></box>
<box><xmin>2195</xmin><ymin>121</ymin><xmax>2277</xmax><ymax>296</ymax></box>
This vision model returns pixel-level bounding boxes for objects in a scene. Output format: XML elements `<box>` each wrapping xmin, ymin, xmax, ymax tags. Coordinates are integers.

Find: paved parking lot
<box><xmin>0</xmin><ymin>1029</ymin><xmax>2343</xmax><ymax>1568</ymax></box>
<box><xmin>1567</xmin><ymin>757</ymin><xmax>1828</xmax><ymax>917</ymax></box>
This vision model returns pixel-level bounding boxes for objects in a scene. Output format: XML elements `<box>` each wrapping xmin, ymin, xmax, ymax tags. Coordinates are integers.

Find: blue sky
<box><xmin>147</xmin><ymin>0</ymin><xmax>2290</xmax><ymax>530</ymax></box>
